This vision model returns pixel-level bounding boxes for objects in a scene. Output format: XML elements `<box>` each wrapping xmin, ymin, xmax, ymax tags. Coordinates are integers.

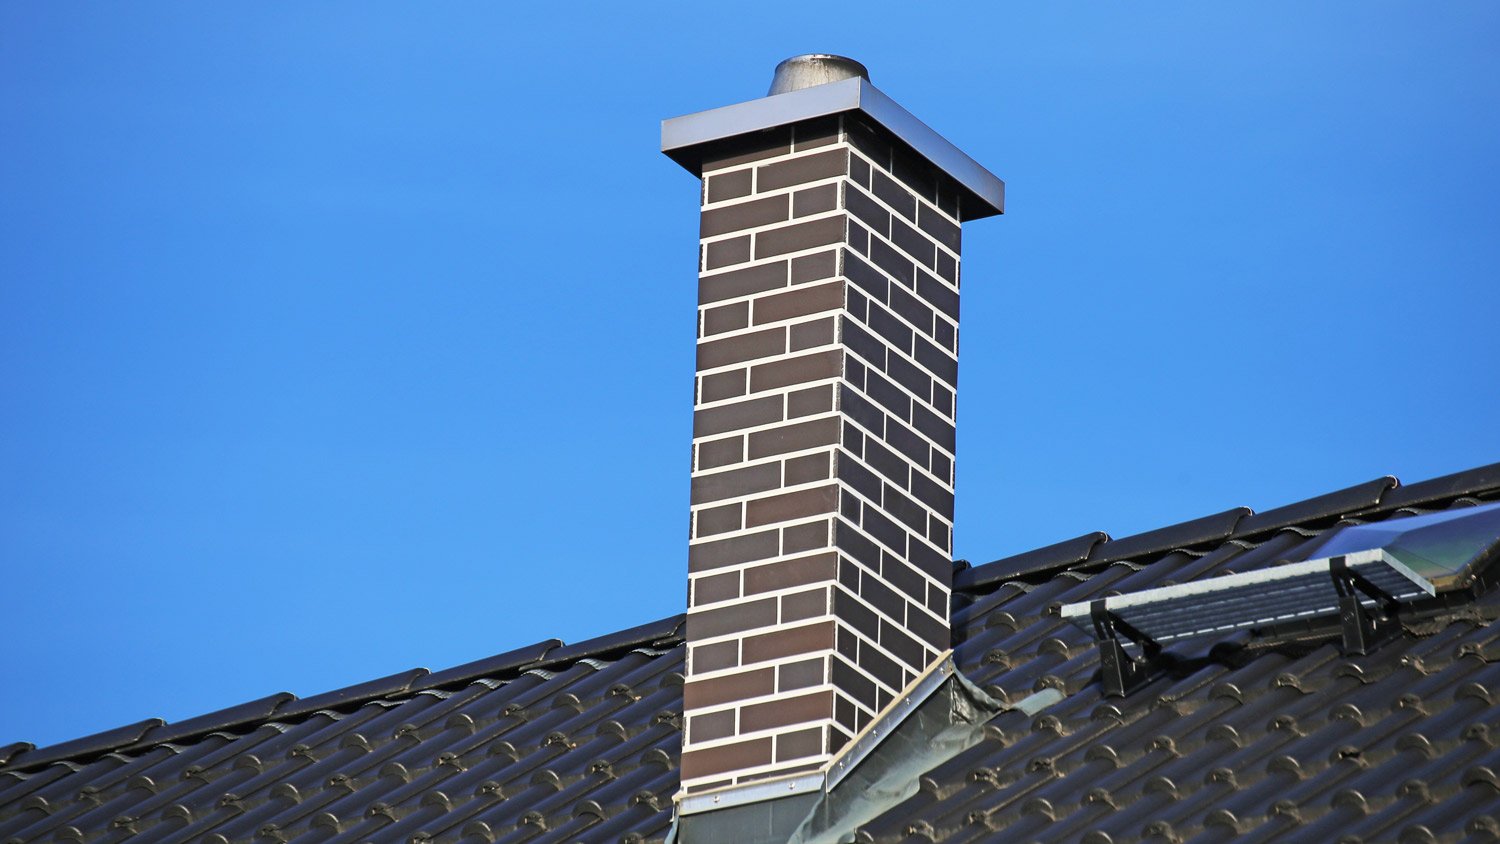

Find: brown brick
<box><xmin>778</xmin><ymin>657</ymin><xmax>826</xmax><ymax>692</ymax></box>
<box><xmin>743</xmin><ymin>551</ymin><xmax>838</xmax><ymax>595</ymax></box>
<box><xmin>845</xmin><ymin>182</ymin><xmax>889</xmax><ymax>235</ymax></box>
<box><xmin>872</xmin><ymin>170</ymin><xmax>917</xmax><ymax>221</ymax></box>
<box><xmin>908</xmin><ymin>605</ymin><xmax>949</xmax><ymax>651</ymax></box>
<box><xmin>755</xmin><ymin>216</ymin><xmax>846</xmax><ymax>260</ymax></box>
<box><xmin>891</xmin><ymin>216</ymin><xmax>936</xmax><ymax>268</ymax></box>
<box><xmin>781</xmin><ymin>586</ymin><xmax>828</xmax><ymax>623</ymax></box>
<box><xmin>693</xmin><ymin>395</ymin><xmax>782</xmax><ymax>438</ymax></box>
<box><xmin>700</xmin><ymin>369</ymin><xmax>746</xmax><ymax>404</ymax></box>
<box><xmin>753</xmin><ymin>281</ymin><xmax>844</xmax><ymax>326</ymax></box>
<box><xmin>748</xmin><ymin>416</ymin><xmax>840</xmax><ymax>460</ymax></box>
<box><xmin>695</xmin><ymin>503</ymin><xmax>743</xmax><ymax>539</ymax></box>
<box><xmin>745</xmin><ymin>484</ymin><xmax>838</xmax><ymax>528</ymax></box>
<box><xmin>791</xmin><ymin>250</ymin><xmax>838</xmax><ymax>284</ymax></box>
<box><xmin>684</xmin><ymin>666</ymin><xmax>775</xmax><ymax>708</ymax></box>
<box><xmin>788</xmin><ymin>384</ymin><xmax>834</xmax><ymax>418</ymax></box>
<box><xmin>693</xmin><ymin>569</ymin><xmax>741</xmax><ymax>605</ymax></box>
<box><xmin>879</xmin><ymin>618</ymin><xmax>927</xmax><ymax>670</ymax></box>
<box><xmin>793</xmin><ymin>115</ymin><xmax>840</xmax><ymax>152</ymax></box>
<box><xmin>749</xmin><ymin>349</ymin><xmax>842</xmax><ymax>393</ymax></box>
<box><xmin>707</xmin><ymin>168</ymin><xmax>753</xmax><ymax>203</ymax></box>
<box><xmin>691</xmin><ymin>640</ymin><xmax>739</xmax><ymax>673</ymax></box>
<box><xmin>703</xmin><ymin>128</ymin><xmax>792</xmax><ymax>170</ymax></box>
<box><xmin>776</xmin><ymin>727</ymin><xmax>825</xmax><ymax>763</ymax></box>
<box><xmin>691</xmin><ymin>461</ymin><xmax>782</xmax><ymax>505</ymax></box>
<box><xmin>705</xmin><ymin>235</ymin><xmax>751</xmax><ymax>270</ymax></box>
<box><xmin>681</xmin><ymin>736</ymin><xmax>773</xmax><ymax>780</ymax></box>
<box><xmin>697</xmin><ymin>436</ymin><xmax>743</xmax><ymax>471</ymax></box>
<box><xmin>742</xmin><ymin>620</ymin><xmax>836</xmax><ymax>665</ymax></box>
<box><xmin>687</xmin><ymin>597</ymin><xmax>778</xmax><ymax>640</ymax></box>
<box><xmin>689</xmin><ymin>709</ymin><xmax>735</xmax><ymax>743</ymax></box>
<box><xmin>742</xmin><ymin>690</ymin><xmax>833</xmax><ymax>733</ymax></box>
<box><xmin>701</xmin><ymin>194</ymin><xmax>790</xmax><ymax>238</ymax></box>
<box><xmin>702</xmin><ymin>301</ymin><xmax>749</xmax><ymax>336</ymax></box>
<box><xmin>793</xmin><ymin>183</ymin><xmax>838</xmax><ymax>218</ymax></box>
<box><xmin>698</xmin><ymin>326</ymin><xmax>785</xmax><ymax>370</ymax></box>
<box><xmin>689</xmin><ymin>528</ymin><xmax>780</xmax><ymax>572</ymax></box>
<box><xmin>784</xmin><ymin>452</ymin><xmax>830</xmax><ymax>486</ymax></box>
<box><xmin>757</xmin><ymin>148</ymin><xmax>848</xmax><ymax>192</ymax></box>
<box><xmin>700</xmin><ymin>261</ymin><xmax>788</xmax><ymax>305</ymax></box>
<box><xmin>782</xmin><ymin>519</ymin><xmax>830</xmax><ymax>554</ymax></box>
<box><xmin>790</xmin><ymin>316</ymin><xmax>837</xmax><ymax>352</ymax></box>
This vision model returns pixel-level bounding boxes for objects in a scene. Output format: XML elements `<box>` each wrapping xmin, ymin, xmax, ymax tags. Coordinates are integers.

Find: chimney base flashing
<box><xmin>672</xmin><ymin>652</ymin><xmax>1056</xmax><ymax>844</ymax></box>
<box><xmin>676</xmin><ymin>650</ymin><xmax>957</xmax><ymax>816</ymax></box>
<box><xmin>662</xmin><ymin>77</ymin><xmax>1004</xmax><ymax>220</ymax></box>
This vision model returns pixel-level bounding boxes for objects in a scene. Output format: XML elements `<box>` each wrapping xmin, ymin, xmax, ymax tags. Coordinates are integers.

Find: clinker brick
<box><xmin>698</xmin><ymin>326</ymin><xmax>785</xmax><ymax>370</ymax></box>
<box><xmin>688</xmin><ymin>529</ymin><xmax>780</xmax><ymax>572</ymax></box>
<box><xmin>742</xmin><ymin>620</ymin><xmax>836</xmax><ymax>665</ymax></box>
<box><xmin>753</xmin><ymin>281</ymin><xmax>844</xmax><ymax>326</ymax></box>
<box><xmin>693</xmin><ymin>395</ymin><xmax>782</xmax><ymax>438</ymax></box>
<box><xmin>749</xmin><ymin>349</ymin><xmax>842</xmax><ymax>393</ymax></box>
<box><xmin>707</xmin><ymin>169</ymin><xmax>753</xmax><ymax>203</ymax></box>
<box><xmin>697</xmin><ymin>436</ymin><xmax>744</xmax><ymax>471</ymax></box>
<box><xmin>790</xmin><ymin>316</ymin><xmax>837</xmax><ymax>352</ymax></box>
<box><xmin>701</xmin><ymin>194</ymin><xmax>790</xmax><ymax>238</ymax></box>
<box><xmin>755</xmin><ymin>216</ymin><xmax>845</xmax><ymax>260</ymax></box>
<box><xmin>743</xmin><ymin>551</ymin><xmax>838</xmax><ymax>594</ymax></box>
<box><xmin>700</xmin><ymin>261</ymin><xmax>787</xmax><ymax>305</ymax></box>
<box><xmin>748</xmin><ymin>416</ymin><xmax>840</xmax><ymax>460</ymax></box>
<box><xmin>741</xmin><ymin>690</ymin><xmax>833</xmax><ymax>733</ymax></box>
<box><xmin>705</xmin><ymin>235</ymin><xmax>751</xmax><ymax>270</ymax></box>
<box><xmin>744</xmin><ymin>483</ymin><xmax>839</xmax><ymax>528</ymax></box>
<box><xmin>691</xmin><ymin>460</ymin><xmax>782</xmax><ymax>505</ymax></box>
<box><xmin>702</xmin><ymin>301</ymin><xmax>749</xmax><ymax>336</ymax></box>
<box><xmin>757</xmin><ymin>148</ymin><xmax>848</xmax><ymax>192</ymax></box>
<box><xmin>687</xmin><ymin>596</ymin><xmax>778</xmax><ymax>640</ymax></box>
<box><xmin>681</xmin><ymin>736</ymin><xmax>773</xmax><ymax>779</ymax></box>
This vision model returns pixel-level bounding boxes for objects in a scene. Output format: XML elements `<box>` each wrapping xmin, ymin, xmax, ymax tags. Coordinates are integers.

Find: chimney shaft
<box><xmin>664</xmin><ymin>59</ymin><xmax>1002</xmax><ymax>795</ymax></box>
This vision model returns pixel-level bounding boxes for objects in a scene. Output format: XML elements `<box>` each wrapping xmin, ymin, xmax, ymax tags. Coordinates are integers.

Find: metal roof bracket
<box><xmin>1330</xmin><ymin>556</ymin><xmax>1401</xmax><ymax>655</ymax></box>
<box><xmin>1090</xmin><ymin>600</ymin><xmax>1162</xmax><ymax>697</ymax></box>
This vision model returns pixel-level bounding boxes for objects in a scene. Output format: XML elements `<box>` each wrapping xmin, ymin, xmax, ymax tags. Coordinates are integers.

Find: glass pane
<box><xmin>1311</xmin><ymin>500</ymin><xmax>1500</xmax><ymax>591</ymax></box>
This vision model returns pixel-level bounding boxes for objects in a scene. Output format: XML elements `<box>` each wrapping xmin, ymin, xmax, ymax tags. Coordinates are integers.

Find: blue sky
<box><xmin>2</xmin><ymin>4</ymin><xmax>1497</xmax><ymax>749</ymax></box>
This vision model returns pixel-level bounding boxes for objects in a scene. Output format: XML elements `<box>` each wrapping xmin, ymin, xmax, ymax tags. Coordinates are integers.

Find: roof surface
<box><xmin>4</xmin><ymin>462</ymin><xmax>1500</xmax><ymax>843</ymax></box>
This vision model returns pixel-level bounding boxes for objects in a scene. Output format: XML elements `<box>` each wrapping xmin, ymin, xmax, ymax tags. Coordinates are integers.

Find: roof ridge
<box><xmin>0</xmin><ymin>614</ymin><xmax>687</xmax><ymax>774</ymax></box>
<box><xmin>954</xmin><ymin>462</ymin><xmax>1500</xmax><ymax>592</ymax></box>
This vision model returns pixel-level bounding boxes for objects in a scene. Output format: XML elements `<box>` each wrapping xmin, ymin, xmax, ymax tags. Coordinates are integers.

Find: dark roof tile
<box><xmin>1360</xmin><ymin>460</ymin><xmax>1500</xmax><ymax>515</ymax></box>
<box><xmin>531</xmin><ymin>614</ymin><xmax>685</xmax><ymax>669</ymax></box>
<box><xmin>1230</xmin><ymin>476</ymin><xmax>1396</xmax><ymax>539</ymax></box>
<box><xmin>5</xmin><ymin>467</ymin><xmax>1500</xmax><ymax>844</ymax></box>
<box><xmin>123</xmin><ymin>692</ymin><xmax>295</xmax><ymax>751</ymax></box>
<box><xmin>6</xmin><ymin>718</ymin><xmax>161</xmax><ymax>771</ymax></box>
<box><xmin>1088</xmin><ymin>506</ymin><xmax>1252</xmax><ymax>567</ymax></box>
<box><xmin>269</xmin><ymin>667</ymin><xmax>428</xmax><ymax>722</ymax></box>
<box><xmin>0</xmin><ymin>743</ymin><xmax>30</xmax><ymax>767</ymax></box>
<box><xmin>407</xmin><ymin>638</ymin><xmax>562</xmax><ymax>693</ymax></box>
<box><xmin>955</xmin><ymin>532</ymin><xmax>1108</xmax><ymax>589</ymax></box>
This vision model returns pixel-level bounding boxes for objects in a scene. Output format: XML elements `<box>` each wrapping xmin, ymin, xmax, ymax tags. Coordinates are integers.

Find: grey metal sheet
<box><xmin>661</xmin><ymin>77</ymin><xmax>1004</xmax><ymax>220</ymax></box>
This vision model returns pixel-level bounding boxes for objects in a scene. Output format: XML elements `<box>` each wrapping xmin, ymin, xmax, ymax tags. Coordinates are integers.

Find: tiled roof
<box><xmin>4</xmin><ymin>462</ymin><xmax>1500</xmax><ymax>843</ymax></box>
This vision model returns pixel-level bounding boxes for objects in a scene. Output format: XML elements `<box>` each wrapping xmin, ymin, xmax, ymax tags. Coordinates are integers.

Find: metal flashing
<box><xmin>677</xmin><ymin>772</ymin><xmax>825</xmax><ymax>817</ymax></box>
<box><xmin>825</xmin><ymin>653</ymin><xmax>955</xmax><ymax>790</ymax></box>
<box><xmin>676</xmin><ymin>652</ymin><xmax>957</xmax><ymax>817</ymax></box>
<box><xmin>662</xmin><ymin>77</ymin><xmax>1004</xmax><ymax>220</ymax></box>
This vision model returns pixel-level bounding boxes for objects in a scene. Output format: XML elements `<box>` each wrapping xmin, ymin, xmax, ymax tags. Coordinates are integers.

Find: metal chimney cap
<box><xmin>768</xmin><ymin>54</ymin><xmax>870</xmax><ymax>96</ymax></box>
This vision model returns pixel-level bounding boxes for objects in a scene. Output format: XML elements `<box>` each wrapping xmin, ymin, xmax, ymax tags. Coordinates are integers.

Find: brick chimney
<box><xmin>662</xmin><ymin>56</ymin><xmax>1003</xmax><ymax>795</ymax></box>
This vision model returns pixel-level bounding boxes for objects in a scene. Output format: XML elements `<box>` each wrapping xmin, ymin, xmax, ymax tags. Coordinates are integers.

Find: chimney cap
<box><xmin>768</xmin><ymin>54</ymin><xmax>870</xmax><ymax>96</ymax></box>
<box><xmin>662</xmin><ymin>74</ymin><xmax>1005</xmax><ymax>220</ymax></box>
